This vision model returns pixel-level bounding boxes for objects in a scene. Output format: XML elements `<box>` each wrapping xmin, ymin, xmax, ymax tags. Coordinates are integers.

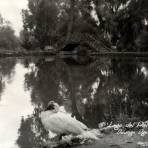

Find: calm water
<box><xmin>0</xmin><ymin>56</ymin><xmax>148</xmax><ymax>148</ymax></box>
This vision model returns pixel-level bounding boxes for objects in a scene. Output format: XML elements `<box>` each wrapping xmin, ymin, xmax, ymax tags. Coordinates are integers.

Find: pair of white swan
<box><xmin>40</xmin><ymin>101</ymin><xmax>99</xmax><ymax>140</ymax></box>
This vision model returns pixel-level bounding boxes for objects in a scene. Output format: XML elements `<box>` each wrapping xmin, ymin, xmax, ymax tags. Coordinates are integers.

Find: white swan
<box><xmin>40</xmin><ymin>101</ymin><xmax>98</xmax><ymax>140</ymax></box>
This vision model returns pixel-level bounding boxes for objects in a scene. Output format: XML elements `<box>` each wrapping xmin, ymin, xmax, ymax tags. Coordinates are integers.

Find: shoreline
<box><xmin>1</xmin><ymin>51</ymin><xmax>148</xmax><ymax>57</ymax></box>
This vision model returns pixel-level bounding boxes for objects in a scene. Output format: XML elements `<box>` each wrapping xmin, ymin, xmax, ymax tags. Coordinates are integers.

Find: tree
<box><xmin>65</xmin><ymin>0</ymin><xmax>75</xmax><ymax>43</ymax></box>
<box><xmin>0</xmin><ymin>14</ymin><xmax>19</xmax><ymax>50</ymax></box>
<box><xmin>0</xmin><ymin>26</ymin><xmax>19</xmax><ymax>49</ymax></box>
<box><xmin>22</xmin><ymin>0</ymin><xmax>110</xmax><ymax>51</ymax></box>
<box><xmin>135</xmin><ymin>31</ymin><xmax>148</xmax><ymax>51</ymax></box>
<box><xmin>91</xmin><ymin>0</ymin><xmax>148</xmax><ymax>51</ymax></box>
<box><xmin>22</xmin><ymin>0</ymin><xmax>59</xmax><ymax>49</ymax></box>
<box><xmin>22</xmin><ymin>0</ymin><xmax>148</xmax><ymax>52</ymax></box>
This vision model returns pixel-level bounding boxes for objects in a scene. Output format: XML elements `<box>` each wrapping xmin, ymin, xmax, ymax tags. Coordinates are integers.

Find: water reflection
<box><xmin>0</xmin><ymin>58</ymin><xmax>16</xmax><ymax>101</ymax></box>
<box><xmin>0</xmin><ymin>56</ymin><xmax>148</xmax><ymax>148</ymax></box>
<box><xmin>0</xmin><ymin>59</ymin><xmax>33</xmax><ymax>148</ymax></box>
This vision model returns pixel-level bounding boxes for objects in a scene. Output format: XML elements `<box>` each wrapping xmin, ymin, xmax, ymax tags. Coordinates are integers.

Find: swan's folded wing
<box><xmin>49</xmin><ymin>113</ymin><xmax>88</xmax><ymax>135</ymax></box>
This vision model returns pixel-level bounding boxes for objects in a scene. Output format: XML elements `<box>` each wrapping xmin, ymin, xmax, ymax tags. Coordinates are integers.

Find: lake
<box><xmin>0</xmin><ymin>56</ymin><xmax>148</xmax><ymax>148</ymax></box>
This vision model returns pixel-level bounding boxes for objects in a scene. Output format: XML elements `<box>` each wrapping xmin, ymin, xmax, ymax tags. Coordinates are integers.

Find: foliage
<box><xmin>92</xmin><ymin>0</ymin><xmax>148</xmax><ymax>51</ymax></box>
<box><xmin>135</xmin><ymin>31</ymin><xmax>148</xmax><ymax>51</ymax></box>
<box><xmin>21</xmin><ymin>0</ymin><xmax>60</xmax><ymax>49</ymax></box>
<box><xmin>0</xmin><ymin>14</ymin><xmax>19</xmax><ymax>50</ymax></box>
<box><xmin>22</xmin><ymin>0</ymin><xmax>148</xmax><ymax>51</ymax></box>
<box><xmin>22</xmin><ymin>0</ymin><xmax>112</xmax><ymax>50</ymax></box>
<box><xmin>0</xmin><ymin>26</ymin><xmax>19</xmax><ymax>49</ymax></box>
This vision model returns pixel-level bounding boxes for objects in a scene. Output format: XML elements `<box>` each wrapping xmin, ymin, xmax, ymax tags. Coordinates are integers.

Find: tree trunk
<box><xmin>93</xmin><ymin>0</ymin><xmax>104</xmax><ymax>30</ymax></box>
<box><xmin>66</xmin><ymin>0</ymin><xmax>75</xmax><ymax>43</ymax></box>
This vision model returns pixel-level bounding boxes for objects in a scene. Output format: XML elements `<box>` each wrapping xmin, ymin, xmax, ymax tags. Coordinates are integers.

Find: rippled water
<box><xmin>0</xmin><ymin>56</ymin><xmax>148</xmax><ymax>148</ymax></box>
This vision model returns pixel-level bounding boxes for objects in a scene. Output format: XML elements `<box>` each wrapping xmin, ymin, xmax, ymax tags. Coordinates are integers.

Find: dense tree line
<box><xmin>0</xmin><ymin>14</ymin><xmax>19</xmax><ymax>50</ymax></box>
<box><xmin>21</xmin><ymin>0</ymin><xmax>148</xmax><ymax>52</ymax></box>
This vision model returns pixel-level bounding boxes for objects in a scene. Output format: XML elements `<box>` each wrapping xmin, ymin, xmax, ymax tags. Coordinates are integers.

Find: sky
<box><xmin>0</xmin><ymin>0</ymin><xmax>28</xmax><ymax>36</ymax></box>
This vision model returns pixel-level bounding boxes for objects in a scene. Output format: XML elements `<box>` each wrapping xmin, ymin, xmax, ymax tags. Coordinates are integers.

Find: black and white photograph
<box><xmin>0</xmin><ymin>0</ymin><xmax>148</xmax><ymax>148</ymax></box>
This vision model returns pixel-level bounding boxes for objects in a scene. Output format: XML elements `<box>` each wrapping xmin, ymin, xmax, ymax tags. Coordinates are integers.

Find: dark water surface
<box><xmin>0</xmin><ymin>56</ymin><xmax>148</xmax><ymax>148</ymax></box>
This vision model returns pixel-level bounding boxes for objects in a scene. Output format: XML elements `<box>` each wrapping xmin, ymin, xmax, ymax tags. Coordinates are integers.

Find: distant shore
<box><xmin>0</xmin><ymin>49</ymin><xmax>56</xmax><ymax>57</ymax></box>
<box><xmin>1</xmin><ymin>49</ymin><xmax>148</xmax><ymax>57</ymax></box>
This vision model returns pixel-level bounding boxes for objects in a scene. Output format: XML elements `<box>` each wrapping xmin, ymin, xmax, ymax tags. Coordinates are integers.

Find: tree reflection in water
<box><xmin>0</xmin><ymin>58</ymin><xmax>16</xmax><ymax>100</ymax></box>
<box><xmin>16</xmin><ymin>56</ymin><xmax>148</xmax><ymax>148</ymax></box>
<box><xmin>17</xmin><ymin>107</ymin><xmax>49</xmax><ymax>148</ymax></box>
